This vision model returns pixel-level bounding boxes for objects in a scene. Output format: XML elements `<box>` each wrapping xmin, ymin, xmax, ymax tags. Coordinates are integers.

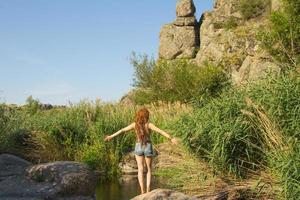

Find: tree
<box><xmin>26</xmin><ymin>95</ymin><xmax>40</xmax><ymax>114</ymax></box>
<box><xmin>130</xmin><ymin>52</ymin><xmax>155</xmax><ymax>88</ymax></box>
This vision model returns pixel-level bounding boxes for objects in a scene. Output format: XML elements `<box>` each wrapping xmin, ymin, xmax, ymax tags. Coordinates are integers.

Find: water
<box><xmin>95</xmin><ymin>175</ymin><xmax>165</xmax><ymax>200</ymax></box>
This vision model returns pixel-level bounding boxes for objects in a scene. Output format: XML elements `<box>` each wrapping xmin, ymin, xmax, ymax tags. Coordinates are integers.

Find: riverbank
<box><xmin>142</xmin><ymin>143</ymin><xmax>276</xmax><ymax>199</ymax></box>
<box><xmin>1</xmin><ymin>70</ymin><xmax>300</xmax><ymax>199</ymax></box>
<box><xmin>108</xmin><ymin>141</ymin><xmax>276</xmax><ymax>199</ymax></box>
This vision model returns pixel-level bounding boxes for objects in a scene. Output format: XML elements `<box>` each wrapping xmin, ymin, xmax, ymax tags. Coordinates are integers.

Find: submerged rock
<box><xmin>0</xmin><ymin>154</ymin><xmax>99</xmax><ymax>200</ymax></box>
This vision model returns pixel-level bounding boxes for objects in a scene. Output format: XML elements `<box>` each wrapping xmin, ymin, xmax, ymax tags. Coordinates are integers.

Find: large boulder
<box><xmin>26</xmin><ymin>161</ymin><xmax>98</xmax><ymax>196</ymax></box>
<box><xmin>232</xmin><ymin>55</ymin><xmax>280</xmax><ymax>85</ymax></box>
<box><xmin>0</xmin><ymin>154</ymin><xmax>99</xmax><ymax>200</ymax></box>
<box><xmin>159</xmin><ymin>24</ymin><xmax>199</xmax><ymax>59</ymax></box>
<box><xmin>174</xmin><ymin>16</ymin><xmax>197</xmax><ymax>26</ymax></box>
<box><xmin>176</xmin><ymin>0</ymin><xmax>196</xmax><ymax>17</ymax></box>
<box><xmin>0</xmin><ymin>154</ymin><xmax>30</xmax><ymax>178</ymax></box>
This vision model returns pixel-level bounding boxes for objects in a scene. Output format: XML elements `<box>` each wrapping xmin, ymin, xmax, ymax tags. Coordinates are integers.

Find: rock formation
<box><xmin>0</xmin><ymin>154</ymin><xmax>99</xmax><ymax>200</ymax></box>
<box><xmin>195</xmin><ymin>0</ymin><xmax>280</xmax><ymax>85</ymax></box>
<box><xmin>159</xmin><ymin>0</ymin><xmax>199</xmax><ymax>59</ymax></box>
<box><xmin>159</xmin><ymin>0</ymin><xmax>281</xmax><ymax>85</ymax></box>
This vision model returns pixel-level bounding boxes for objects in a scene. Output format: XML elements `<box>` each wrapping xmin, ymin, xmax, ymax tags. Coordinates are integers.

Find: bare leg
<box><xmin>145</xmin><ymin>156</ymin><xmax>152</xmax><ymax>193</ymax></box>
<box><xmin>135</xmin><ymin>155</ymin><xmax>145</xmax><ymax>194</ymax></box>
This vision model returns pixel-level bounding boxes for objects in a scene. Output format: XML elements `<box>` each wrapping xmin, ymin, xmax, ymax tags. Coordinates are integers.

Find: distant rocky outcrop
<box><xmin>159</xmin><ymin>0</ymin><xmax>282</xmax><ymax>85</ymax></box>
<box><xmin>0</xmin><ymin>154</ymin><xmax>99</xmax><ymax>200</ymax></box>
<box><xmin>40</xmin><ymin>103</ymin><xmax>53</xmax><ymax>110</ymax></box>
<box><xmin>159</xmin><ymin>0</ymin><xmax>199</xmax><ymax>59</ymax></box>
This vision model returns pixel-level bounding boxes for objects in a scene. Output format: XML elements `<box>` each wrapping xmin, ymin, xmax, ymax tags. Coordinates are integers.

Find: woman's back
<box><xmin>135</xmin><ymin>122</ymin><xmax>151</xmax><ymax>144</ymax></box>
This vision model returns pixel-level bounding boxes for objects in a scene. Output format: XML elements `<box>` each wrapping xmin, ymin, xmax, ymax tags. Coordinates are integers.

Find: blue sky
<box><xmin>0</xmin><ymin>0</ymin><xmax>214</xmax><ymax>105</ymax></box>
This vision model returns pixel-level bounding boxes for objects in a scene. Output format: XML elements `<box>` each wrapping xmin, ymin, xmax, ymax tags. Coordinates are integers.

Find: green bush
<box><xmin>213</xmin><ymin>17</ymin><xmax>239</xmax><ymax>30</ymax></box>
<box><xmin>0</xmin><ymin>105</ymin><xmax>7</xmax><ymax>134</ymax></box>
<box><xmin>224</xmin><ymin>16</ymin><xmax>239</xmax><ymax>30</ymax></box>
<box><xmin>131</xmin><ymin>52</ymin><xmax>155</xmax><ymax>88</ymax></box>
<box><xmin>238</xmin><ymin>0</ymin><xmax>270</xmax><ymax>20</ymax></box>
<box><xmin>131</xmin><ymin>58</ymin><xmax>229</xmax><ymax>105</ymax></box>
<box><xmin>25</xmin><ymin>96</ymin><xmax>40</xmax><ymax>115</ymax></box>
<box><xmin>0</xmin><ymin>105</ymin><xmax>30</xmax><ymax>153</ymax></box>
<box><xmin>258</xmin><ymin>0</ymin><xmax>300</xmax><ymax>67</ymax></box>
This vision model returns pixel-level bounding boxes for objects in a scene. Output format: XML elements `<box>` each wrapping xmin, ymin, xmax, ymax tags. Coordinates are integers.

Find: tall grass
<box><xmin>172</xmin><ymin>70</ymin><xmax>300</xmax><ymax>198</ymax></box>
<box><xmin>0</xmin><ymin>100</ymin><xmax>190</xmax><ymax>179</ymax></box>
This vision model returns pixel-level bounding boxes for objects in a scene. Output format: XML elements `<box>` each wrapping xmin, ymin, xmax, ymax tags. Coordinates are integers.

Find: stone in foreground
<box><xmin>0</xmin><ymin>154</ymin><xmax>99</xmax><ymax>200</ymax></box>
<box><xmin>131</xmin><ymin>189</ymin><xmax>199</xmax><ymax>200</ymax></box>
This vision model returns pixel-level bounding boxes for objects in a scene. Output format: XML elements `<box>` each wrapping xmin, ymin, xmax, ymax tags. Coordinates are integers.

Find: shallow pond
<box><xmin>95</xmin><ymin>175</ymin><xmax>165</xmax><ymax>200</ymax></box>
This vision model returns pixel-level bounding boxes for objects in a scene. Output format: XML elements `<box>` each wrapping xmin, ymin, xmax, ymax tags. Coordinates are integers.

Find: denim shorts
<box><xmin>134</xmin><ymin>142</ymin><xmax>155</xmax><ymax>157</ymax></box>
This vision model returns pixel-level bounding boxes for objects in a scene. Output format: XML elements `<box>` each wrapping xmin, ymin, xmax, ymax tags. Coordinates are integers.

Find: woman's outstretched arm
<box><xmin>104</xmin><ymin>122</ymin><xmax>135</xmax><ymax>141</ymax></box>
<box><xmin>148</xmin><ymin>123</ymin><xmax>178</xmax><ymax>144</ymax></box>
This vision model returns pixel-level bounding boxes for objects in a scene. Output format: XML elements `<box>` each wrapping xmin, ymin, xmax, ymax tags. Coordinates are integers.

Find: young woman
<box><xmin>104</xmin><ymin>108</ymin><xmax>177</xmax><ymax>194</ymax></box>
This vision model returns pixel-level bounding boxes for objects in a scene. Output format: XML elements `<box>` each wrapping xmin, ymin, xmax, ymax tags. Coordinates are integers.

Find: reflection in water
<box><xmin>96</xmin><ymin>176</ymin><xmax>165</xmax><ymax>200</ymax></box>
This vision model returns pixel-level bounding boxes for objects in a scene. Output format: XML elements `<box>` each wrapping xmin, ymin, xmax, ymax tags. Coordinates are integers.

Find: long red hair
<box><xmin>135</xmin><ymin>108</ymin><xmax>150</xmax><ymax>145</ymax></box>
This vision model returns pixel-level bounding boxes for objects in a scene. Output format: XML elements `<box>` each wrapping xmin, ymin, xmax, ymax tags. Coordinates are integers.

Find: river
<box><xmin>95</xmin><ymin>175</ymin><xmax>165</xmax><ymax>200</ymax></box>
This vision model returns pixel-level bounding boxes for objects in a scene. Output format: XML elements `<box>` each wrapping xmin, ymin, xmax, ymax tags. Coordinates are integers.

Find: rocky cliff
<box><xmin>159</xmin><ymin>0</ymin><xmax>281</xmax><ymax>84</ymax></box>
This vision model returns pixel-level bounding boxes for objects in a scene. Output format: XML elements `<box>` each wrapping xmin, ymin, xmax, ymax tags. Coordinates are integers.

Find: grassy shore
<box><xmin>167</xmin><ymin>70</ymin><xmax>300</xmax><ymax>199</ymax></box>
<box><xmin>1</xmin><ymin>70</ymin><xmax>299</xmax><ymax>199</ymax></box>
<box><xmin>0</xmin><ymin>101</ymin><xmax>191</xmax><ymax>179</ymax></box>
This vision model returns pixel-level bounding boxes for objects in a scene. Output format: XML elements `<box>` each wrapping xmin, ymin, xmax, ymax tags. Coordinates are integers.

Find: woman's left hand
<box><xmin>171</xmin><ymin>138</ymin><xmax>178</xmax><ymax>145</ymax></box>
<box><xmin>104</xmin><ymin>135</ymin><xmax>113</xmax><ymax>142</ymax></box>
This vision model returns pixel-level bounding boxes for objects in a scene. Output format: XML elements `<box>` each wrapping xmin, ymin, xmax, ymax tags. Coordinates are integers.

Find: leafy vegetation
<box><xmin>130</xmin><ymin>57</ymin><xmax>228</xmax><ymax>105</ymax></box>
<box><xmin>213</xmin><ymin>16</ymin><xmax>239</xmax><ymax>30</ymax></box>
<box><xmin>0</xmin><ymin>100</ymin><xmax>190</xmax><ymax>179</ymax></box>
<box><xmin>171</xmin><ymin>70</ymin><xmax>300</xmax><ymax>199</ymax></box>
<box><xmin>25</xmin><ymin>95</ymin><xmax>40</xmax><ymax>115</ymax></box>
<box><xmin>237</xmin><ymin>0</ymin><xmax>270</xmax><ymax>20</ymax></box>
<box><xmin>258</xmin><ymin>0</ymin><xmax>300</xmax><ymax>68</ymax></box>
<box><xmin>131</xmin><ymin>53</ymin><xmax>155</xmax><ymax>88</ymax></box>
